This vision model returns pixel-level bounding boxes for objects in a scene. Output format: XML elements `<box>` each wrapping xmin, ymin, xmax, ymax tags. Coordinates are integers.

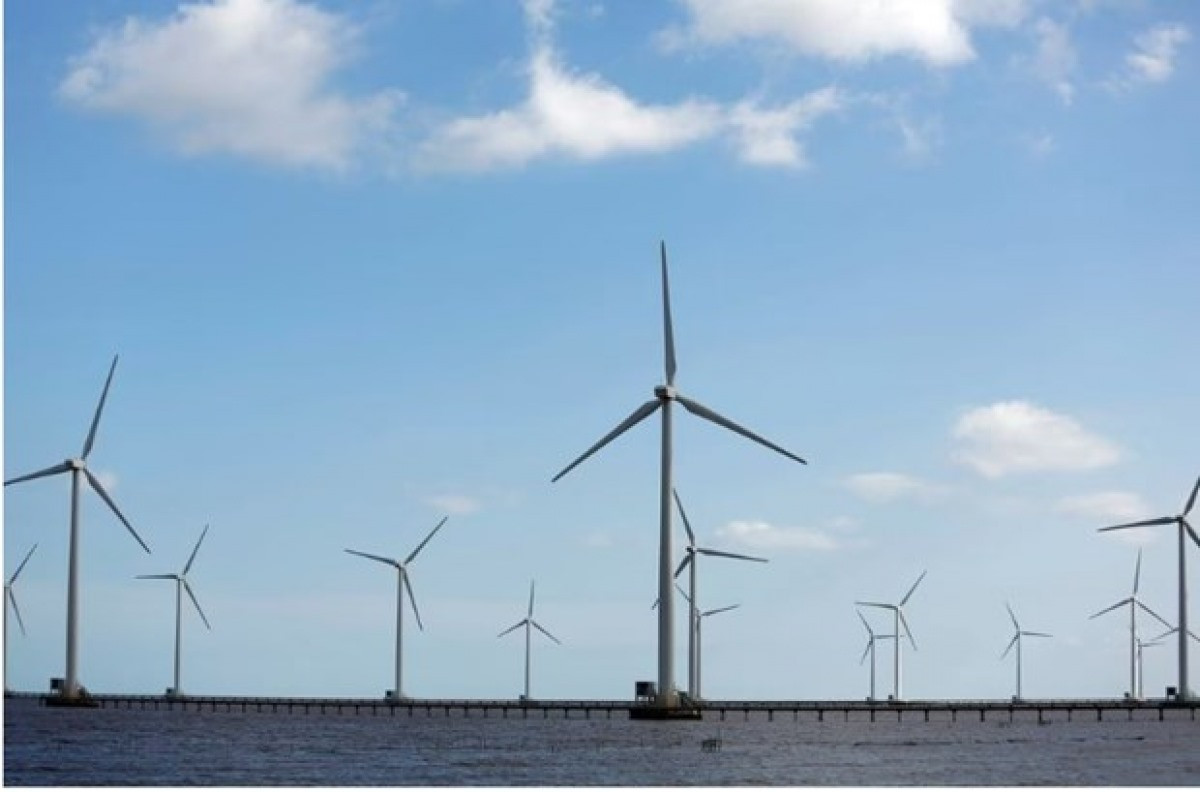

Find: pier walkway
<box><xmin>6</xmin><ymin>691</ymin><xmax>1198</xmax><ymax>722</ymax></box>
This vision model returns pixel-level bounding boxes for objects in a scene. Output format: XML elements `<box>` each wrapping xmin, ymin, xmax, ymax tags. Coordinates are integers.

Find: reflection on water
<box><xmin>4</xmin><ymin>697</ymin><xmax>1198</xmax><ymax>785</ymax></box>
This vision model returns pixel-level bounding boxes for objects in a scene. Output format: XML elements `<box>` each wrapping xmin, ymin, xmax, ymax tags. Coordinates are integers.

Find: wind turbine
<box><xmin>551</xmin><ymin>242</ymin><xmax>807</xmax><ymax>710</ymax></box>
<box><xmin>136</xmin><ymin>525</ymin><xmax>211</xmax><ymax>697</ymax></box>
<box><xmin>4</xmin><ymin>356</ymin><xmax>151</xmax><ymax>701</ymax></box>
<box><xmin>693</xmin><ymin>603</ymin><xmax>739</xmax><ymax>700</ymax></box>
<box><xmin>672</xmin><ymin>488</ymin><xmax>767</xmax><ymax>700</ymax></box>
<box><xmin>1088</xmin><ymin>549</ymin><xmax>1172</xmax><ymax>699</ymax></box>
<box><xmin>1000</xmin><ymin>602</ymin><xmax>1051</xmax><ymax>701</ymax></box>
<box><xmin>4</xmin><ymin>544</ymin><xmax>38</xmax><ymax>692</ymax></box>
<box><xmin>1136</xmin><ymin>637</ymin><xmax>1164</xmax><ymax>700</ymax></box>
<box><xmin>856</xmin><ymin>570</ymin><xmax>926</xmax><ymax>701</ymax></box>
<box><xmin>856</xmin><ymin>609</ymin><xmax>895</xmax><ymax>702</ymax></box>
<box><xmin>1097</xmin><ymin>475</ymin><xmax>1200</xmax><ymax>700</ymax></box>
<box><xmin>497</xmin><ymin>580</ymin><xmax>561</xmax><ymax>701</ymax></box>
<box><xmin>344</xmin><ymin>515</ymin><xmax>449</xmax><ymax>700</ymax></box>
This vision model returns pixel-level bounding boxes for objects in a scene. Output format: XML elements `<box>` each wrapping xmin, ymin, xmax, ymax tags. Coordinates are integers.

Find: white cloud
<box><xmin>1028</xmin><ymin>17</ymin><xmax>1077</xmax><ymax>104</ymax></box>
<box><xmin>1057</xmin><ymin>492</ymin><xmax>1159</xmax><ymax>545</ymax></box>
<box><xmin>59</xmin><ymin>0</ymin><xmax>402</xmax><ymax>171</ymax></box>
<box><xmin>1106</xmin><ymin>23</ymin><xmax>1191</xmax><ymax>91</ymax></box>
<box><xmin>716</xmin><ymin>520</ymin><xmax>838</xmax><ymax>552</ymax></box>
<box><xmin>952</xmin><ymin>401</ymin><xmax>1119</xmax><ymax>478</ymax></box>
<box><xmin>844</xmin><ymin>472</ymin><xmax>945</xmax><ymax>503</ymax></box>
<box><xmin>1022</xmin><ymin>131</ymin><xmax>1056</xmax><ymax>158</ymax></box>
<box><xmin>426</xmin><ymin>494</ymin><xmax>482</xmax><ymax>516</ymax></box>
<box><xmin>418</xmin><ymin>0</ymin><xmax>838</xmax><ymax>172</ymax></box>
<box><xmin>662</xmin><ymin>0</ymin><xmax>1027</xmax><ymax>66</ymax></box>
<box><xmin>896</xmin><ymin>114</ymin><xmax>943</xmax><ymax>164</ymax></box>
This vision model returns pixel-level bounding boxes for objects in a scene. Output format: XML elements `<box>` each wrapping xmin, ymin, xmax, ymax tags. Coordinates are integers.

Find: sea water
<box><xmin>4</xmin><ymin>697</ymin><xmax>1199</xmax><ymax>786</ymax></box>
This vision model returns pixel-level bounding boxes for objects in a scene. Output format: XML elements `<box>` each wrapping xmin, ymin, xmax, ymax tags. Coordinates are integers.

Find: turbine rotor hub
<box><xmin>654</xmin><ymin>385</ymin><xmax>676</xmax><ymax>400</ymax></box>
<box><xmin>68</xmin><ymin>458</ymin><xmax>85</xmax><ymax>470</ymax></box>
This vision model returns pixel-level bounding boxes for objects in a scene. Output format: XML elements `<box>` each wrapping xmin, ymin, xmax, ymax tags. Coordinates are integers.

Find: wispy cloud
<box><xmin>1027</xmin><ymin>17</ymin><xmax>1078</xmax><ymax>104</ymax></box>
<box><xmin>716</xmin><ymin>520</ymin><xmax>839</xmax><ymax>552</ymax></box>
<box><xmin>1105</xmin><ymin>23</ymin><xmax>1191</xmax><ymax>91</ymax></box>
<box><xmin>660</xmin><ymin>0</ymin><xmax>1027</xmax><ymax>66</ymax></box>
<box><xmin>844</xmin><ymin>472</ymin><xmax>946</xmax><ymax>503</ymax></box>
<box><xmin>59</xmin><ymin>0</ymin><xmax>403</xmax><ymax>171</ymax></box>
<box><xmin>425</xmin><ymin>494</ymin><xmax>482</xmax><ymax>516</ymax></box>
<box><xmin>952</xmin><ymin>401</ymin><xmax>1119</xmax><ymax>478</ymax></box>
<box><xmin>1056</xmin><ymin>491</ymin><xmax>1158</xmax><ymax>544</ymax></box>
<box><xmin>417</xmin><ymin>0</ymin><xmax>840</xmax><ymax>172</ymax></box>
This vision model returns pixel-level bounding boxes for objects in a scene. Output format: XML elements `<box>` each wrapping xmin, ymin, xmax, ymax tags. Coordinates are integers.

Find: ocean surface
<box><xmin>4</xmin><ymin>697</ymin><xmax>1199</xmax><ymax>786</ymax></box>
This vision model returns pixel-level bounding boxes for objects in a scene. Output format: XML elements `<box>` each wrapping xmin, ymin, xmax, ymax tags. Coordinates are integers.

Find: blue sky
<box><xmin>4</xmin><ymin>0</ymin><xmax>1198</xmax><ymax>702</ymax></box>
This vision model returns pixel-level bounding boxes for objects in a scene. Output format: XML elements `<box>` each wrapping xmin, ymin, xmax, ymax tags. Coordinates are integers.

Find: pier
<box><xmin>6</xmin><ymin>691</ymin><xmax>1197</xmax><ymax>722</ymax></box>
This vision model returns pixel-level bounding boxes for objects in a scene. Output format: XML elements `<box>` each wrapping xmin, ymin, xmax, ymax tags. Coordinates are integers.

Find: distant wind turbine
<box><xmin>4</xmin><ymin>356</ymin><xmax>151</xmax><ymax>701</ymax></box>
<box><xmin>552</xmin><ymin>242</ymin><xmax>807</xmax><ymax>710</ymax></box>
<box><xmin>137</xmin><ymin>525</ymin><xmax>212</xmax><ymax>698</ymax></box>
<box><xmin>1136</xmin><ymin>637</ymin><xmax>1164</xmax><ymax>700</ymax></box>
<box><xmin>497</xmin><ymin>580</ymin><xmax>561</xmax><ymax>701</ymax></box>
<box><xmin>1097</xmin><ymin>474</ymin><xmax>1200</xmax><ymax>700</ymax></box>
<box><xmin>1088</xmin><ymin>549</ymin><xmax>1172</xmax><ymax>699</ymax></box>
<box><xmin>856</xmin><ymin>609</ymin><xmax>895</xmax><ymax>702</ymax></box>
<box><xmin>672</xmin><ymin>488</ymin><xmax>767</xmax><ymax>700</ymax></box>
<box><xmin>345</xmin><ymin>515</ymin><xmax>449</xmax><ymax>700</ymax></box>
<box><xmin>4</xmin><ymin>544</ymin><xmax>38</xmax><ymax>692</ymax></box>
<box><xmin>1000</xmin><ymin>602</ymin><xmax>1051</xmax><ymax>701</ymax></box>
<box><xmin>856</xmin><ymin>570</ymin><xmax>926</xmax><ymax>701</ymax></box>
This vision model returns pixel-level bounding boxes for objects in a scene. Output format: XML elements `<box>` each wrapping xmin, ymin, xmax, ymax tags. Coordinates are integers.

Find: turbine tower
<box><xmin>1136</xmin><ymin>637</ymin><xmax>1164</xmax><ymax>700</ymax></box>
<box><xmin>552</xmin><ymin>242</ymin><xmax>806</xmax><ymax>712</ymax></box>
<box><xmin>1088</xmin><ymin>549</ymin><xmax>1172</xmax><ymax>699</ymax></box>
<box><xmin>856</xmin><ymin>608</ymin><xmax>894</xmax><ymax>702</ymax></box>
<box><xmin>1000</xmin><ymin>602</ymin><xmax>1051</xmax><ymax>701</ymax></box>
<box><xmin>4</xmin><ymin>356</ymin><xmax>151</xmax><ymax>701</ymax></box>
<box><xmin>693</xmin><ymin>603</ymin><xmax>739</xmax><ymax>699</ymax></box>
<box><xmin>857</xmin><ymin>570</ymin><xmax>925</xmax><ymax>701</ymax></box>
<box><xmin>345</xmin><ymin>515</ymin><xmax>449</xmax><ymax>700</ymax></box>
<box><xmin>1097</xmin><ymin>475</ymin><xmax>1200</xmax><ymax>700</ymax></box>
<box><xmin>4</xmin><ymin>544</ymin><xmax>38</xmax><ymax>692</ymax></box>
<box><xmin>497</xmin><ymin>580</ymin><xmax>561</xmax><ymax>701</ymax></box>
<box><xmin>137</xmin><ymin>525</ymin><xmax>212</xmax><ymax>698</ymax></box>
<box><xmin>672</xmin><ymin>488</ymin><xmax>767</xmax><ymax>700</ymax></box>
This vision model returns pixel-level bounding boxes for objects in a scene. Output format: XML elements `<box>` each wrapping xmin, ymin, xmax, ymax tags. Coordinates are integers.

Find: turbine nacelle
<box><xmin>654</xmin><ymin>385</ymin><xmax>677</xmax><ymax>400</ymax></box>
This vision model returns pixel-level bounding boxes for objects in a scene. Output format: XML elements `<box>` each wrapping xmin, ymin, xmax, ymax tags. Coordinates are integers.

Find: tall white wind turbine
<box><xmin>1088</xmin><ymin>549</ymin><xmax>1172</xmax><ymax>699</ymax></box>
<box><xmin>1000</xmin><ymin>602</ymin><xmax>1051</xmax><ymax>701</ymax></box>
<box><xmin>1097</xmin><ymin>475</ymin><xmax>1200</xmax><ymax>700</ymax></box>
<box><xmin>4</xmin><ymin>544</ymin><xmax>38</xmax><ymax>692</ymax></box>
<box><xmin>552</xmin><ymin>242</ymin><xmax>807</xmax><ymax>711</ymax></box>
<box><xmin>856</xmin><ymin>570</ymin><xmax>926</xmax><ymax>701</ymax></box>
<box><xmin>4</xmin><ymin>356</ymin><xmax>151</xmax><ymax>701</ymax></box>
<box><xmin>856</xmin><ymin>609</ymin><xmax>894</xmax><ymax>702</ymax></box>
<box><xmin>672</xmin><ymin>488</ymin><xmax>767</xmax><ymax>701</ymax></box>
<box><xmin>497</xmin><ymin>580</ymin><xmax>561</xmax><ymax>701</ymax></box>
<box><xmin>137</xmin><ymin>525</ymin><xmax>212</xmax><ymax>697</ymax></box>
<box><xmin>345</xmin><ymin>515</ymin><xmax>449</xmax><ymax>700</ymax></box>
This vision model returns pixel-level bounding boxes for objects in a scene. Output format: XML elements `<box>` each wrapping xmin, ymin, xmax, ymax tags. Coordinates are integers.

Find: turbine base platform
<box><xmin>629</xmin><ymin>705</ymin><xmax>703</xmax><ymax>720</ymax></box>
<box><xmin>43</xmin><ymin>695</ymin><xmax>100</xmax><ymax>709</ymax></box>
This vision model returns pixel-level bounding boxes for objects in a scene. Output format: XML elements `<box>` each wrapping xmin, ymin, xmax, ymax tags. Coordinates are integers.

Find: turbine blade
<box><xmin>675</xmin><ymin>395</ymin><xmax>807</xmax><ymax>465</ymax></box>
<box><xmin>696</xmin><ymin>547</ymin><xmax>768</xmax><ymax>563</ymax></box>
<box><xmin>1184</xmin><ymin>519</ymin><xmax>1200</xmax><ymax>549</ymax></box>
<box><xmin>1001</xmin><ymin>634</ymin><xmax>1018</xmax><ymax>660</ymax></box>
<box><xmin>344</xmin><ymin>549</ymin><xmax>398</xmax><ymax>568</ymax></box>
<box><xmin>1184</xmin><ymin>474</ymin><xmax>1200</xmax><ymax>517</ymax></box>
<box><xmin>551</xmin><ymin>399</ymin><xmax>661</xmax><ymax>483</ymax></box>
<box><xmin>673</xmin><ymin>552</ymin><xmax>693</xmax><ymax>579</ymax></box>
<box><xmin>84</xmin><ymin>468</ymin><xmax>150</xmax><ymax>553</ymax></box>
<box><xmin>859</xmin><ymin>639</ymin><xmax>871</xmax><ymax>665</ymax></box>
<box><xmin>900</xmin><ymin>570</ymin><xmax>927</xmax><ymax>607</ymax></box>
<box><xmin>403</xmin><ymin>570</ymin><xmax>423</xmax><ymax>631</ymax></box>
<box><xmin>1098</xmin><ymin>516</ymin><xmax>1175</xmax><ymax>532</ymax></box>
<box><xmin>702</xmin><ymin>604</ymin><xmax>740</xmax><ymax>618</ymax></box>
<box><xmin>672</xmin><ymin>488</ymin><xmax>696</xmax><ymax>547</ymax></box>
<box><xmin>1005</xmin><ymin>602</ymin><xmax>1020</xmax><ymax>631</ymax></box>
<box><xmin>405</xmin><ymin>515</ymin><xmax>450</xmax><ymax>565</ymax></box>
<box><xmin>898</xmin><ymin>609</ymin><xmax>917</xmax><ymax>650</ymax></box>
<box><xmin>81</xmin><ymin>355</ymin><xmax>119</xmax><ymax>460</ymax></box>
<box><xmin>856</xmin><ymin>609</ymin><xmax>874</xmax><ymax>637</ymax></box>
<box><xmin>183</xmin><ymin>580</ymin><xmax>212</xmax><ymax>630</ymax></box>
<box><xmin>674</xmin><ymin>582</ymin><xmax>691</xmax><ymax>605</ymax></box>
<box><xmin>527</xmin><ymin>580</ymin><xmax>535</xmax><ymax>619</ymax></box>
<box><xmin>497</xmin><ymin>619</ymin><xmax>526</xmax><ymax>638</ymax></box>
<box><xmin>1089</xmin><ymin>598</ymin><xmax>1131</xmax><ymax>620</ymax></box>
<box><xmin>9</xmin><ymin>590</ymin><xmax>27</xmax><ymax>636</ymax></box>
<box><xmin>661</xmin><ymin>241</ymin><xmax>677</xmax><ymax>388</ymax></box>
<box><xmin>183</xmin><ymin>524</ymin><xmax>209</xmax><ymax>575</ymax></box>
<box><xmin>1024</xmin><ymin>631</ymin><xmax>1052</xmax><ymax>638</ymax></box>
<box><xmin>1133</xmin><ymin>548</ymin><xmax>1142</xmax><ymax>596</ymax></box>
<box><xmin>1135</xmin><ymin>600</ymin><xmax>1174</xmax><ymax>631</ymax></box>
<box><xmin>532</xmin><ymin>620</ymin><xmax>562</xmax><ymax>644</ymax></box>
<box><xmin>4</xmin><ymin>461</ymin><xmax>72</xmax><ymax>487</ymax></box>
<box><xmin>1149</xmin><ymin>627</ymin><xmax>1177</xmax><ymax>643</ymax></box>
<box><xmin>136</xmin><ymin>574</ymin><xmax>177</xmax><ymax>580</ymax></box>
<box><xmin>855</xmin><ymin>601</ymin><xmax>893</xmax><ymax>610</ymax></box>
<box><xmin>10</xmin><ymin>544</ymin><xmax>38</xmax><ymax>584</ymax></box>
